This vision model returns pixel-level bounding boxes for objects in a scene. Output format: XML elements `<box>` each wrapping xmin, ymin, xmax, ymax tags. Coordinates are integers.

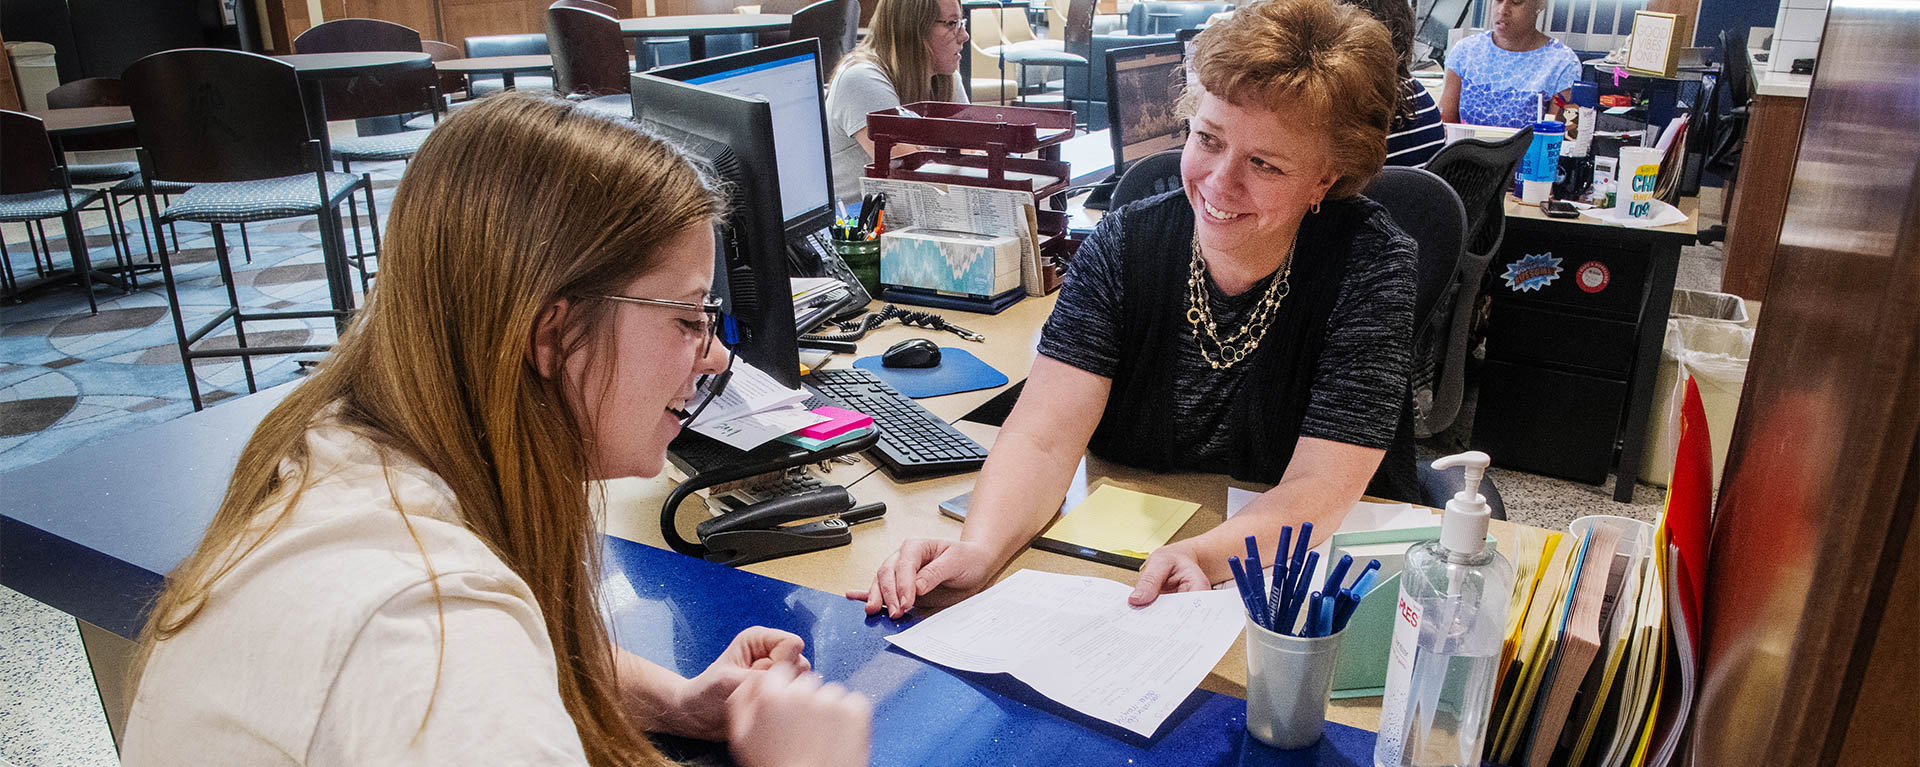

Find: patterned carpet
<box><xmin>0</xmin><ymin>158</ymin><xmax>405</xmax><ymax>474</ymax></box>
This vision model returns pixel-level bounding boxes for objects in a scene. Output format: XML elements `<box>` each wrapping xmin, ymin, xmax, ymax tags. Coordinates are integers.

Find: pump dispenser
<box><xmin>1374</xmin><ymin>451</ymin><xmax>1514</xmax><ymax>767</ymax></box>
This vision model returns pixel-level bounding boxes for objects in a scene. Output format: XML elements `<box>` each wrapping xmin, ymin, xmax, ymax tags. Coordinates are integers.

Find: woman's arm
<box><xmin>852</xmin><ymin>127</ymin><xmax>923</xmax><ymax>163</ymax></box>
<box><xmin>1440</xmin><ymin>71</ymin><xmax>1462</xmax><ymax>123</ymax></box>
<box><xmin>848</xmin><ymin>356</ymin><xmax>1113</xmax><ymax>616</ymax></box>
<box><xmin>1128</xmin><ymin>436</ymin><xmax>1383</xmax><ymax>604</ymax></box>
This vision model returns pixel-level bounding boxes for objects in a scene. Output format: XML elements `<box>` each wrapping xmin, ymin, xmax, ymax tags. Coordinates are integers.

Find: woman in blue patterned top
<box><xmin>1440</xmin><ymin>0</ymin><xmax>1582</xmax><ymax>128</ymax></box>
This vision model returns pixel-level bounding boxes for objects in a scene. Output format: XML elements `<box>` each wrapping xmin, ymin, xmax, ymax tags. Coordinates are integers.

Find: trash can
<box><xmin>5</xmin><ymin>41</ymin><xmax>59</xmax><ymax>113</ymax></box>
<box><xmin>1639</xmin><ymin>289</ymin><xmax>1753</xmax><ymax>488</ymax></box>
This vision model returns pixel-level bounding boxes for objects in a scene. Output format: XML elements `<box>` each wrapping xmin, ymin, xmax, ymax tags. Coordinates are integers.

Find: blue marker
<box><xmin>1269</xmin><ymin>526</ymin><xmax>1294</xmax><ymax>628</ymax></box>
<box><xmin>1284</xmin><ymin>550</ymin><xmax>1320</xmax><ymax>634</ymax></box>
<box><xmin>1244</xmin><ymin>536</ymin><xmax>1268</xmax><ymax>629</ymax></box>
<box><xmin>1322</xmin><ymin>554</ymin><xmax>1354</xmax><ymax>600</ymax></box>
<box><xmin>1228</xmin><ymin>556</ymin><xmax>1258</xmax><ymax>620</ymax></box>
<box><xmin>1315</xmin><ymin>593</ymin><xmax>1336</xmax><ymax>637</ymax></box>
<box><xmin>1305</xmin><ymin>591</ymin><xmax>1325</xmax><ymax>637</ymax></box>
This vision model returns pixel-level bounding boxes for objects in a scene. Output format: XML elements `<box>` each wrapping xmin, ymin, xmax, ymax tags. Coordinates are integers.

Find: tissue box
<box><xmin>880</xmin><ymin>227</ymin><xmax>1022</xmax><ymax>298</ymax></box>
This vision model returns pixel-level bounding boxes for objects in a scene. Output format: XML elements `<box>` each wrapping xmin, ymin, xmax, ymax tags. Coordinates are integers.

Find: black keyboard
<box><xmin>805</xmin><ymin>367</ymin><xmax>989</xmax><ymax>479</ymax></box>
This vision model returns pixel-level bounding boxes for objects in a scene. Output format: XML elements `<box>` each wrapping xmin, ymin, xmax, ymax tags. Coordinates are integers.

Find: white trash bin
<box><xmin>1639</xmin><ymin>289</ymin><xmax>1752</xmax><ymax>488</ymax></box>
<box><xmin>5</xmin><ymin>41</ymin><xmax>59</xmax><ymax>113</ymax></box>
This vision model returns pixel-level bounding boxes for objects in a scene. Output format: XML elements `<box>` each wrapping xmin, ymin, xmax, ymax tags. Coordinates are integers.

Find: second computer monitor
<box><xmin>1105</xmin><ymin>41</ymin><xmax>1189</xmax><ymax>173</ymax></box>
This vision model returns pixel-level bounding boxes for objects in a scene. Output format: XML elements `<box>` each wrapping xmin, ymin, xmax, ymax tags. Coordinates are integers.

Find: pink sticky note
<box><xmin>799</xmin><ymin>406</ymin><xmax>874</xmax><ymax>440</ymax></box>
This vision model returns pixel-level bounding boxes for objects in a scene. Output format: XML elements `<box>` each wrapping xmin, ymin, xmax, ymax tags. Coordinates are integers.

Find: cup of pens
<box><xmin>1230</xmin><ymin>524</ymin><xmax>1383</xmax><ymax>750</ymax></box>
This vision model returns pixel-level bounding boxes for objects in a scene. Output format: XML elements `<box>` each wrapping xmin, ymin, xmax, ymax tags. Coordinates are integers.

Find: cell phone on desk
<box><xmin>1543</xmin><ymin>200</ymin><xmax>1582</xmax><ymax>218</ymax></box>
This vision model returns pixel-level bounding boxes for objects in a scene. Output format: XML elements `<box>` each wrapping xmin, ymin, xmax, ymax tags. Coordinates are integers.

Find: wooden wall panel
<box><xmin>1720</xmin><ymin>93</ymin><xmax>1806</xmax><ymax>301</ymax></box>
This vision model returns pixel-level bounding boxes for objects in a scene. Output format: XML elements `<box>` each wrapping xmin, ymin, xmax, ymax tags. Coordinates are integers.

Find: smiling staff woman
<box><xmin>823</xmin><ymin>0</ymin><xmax>971</xmax><ymax>204</ymax></box>
<box><xmin>121</xmin><ymin>93</ymin><xmax>869</xmax><ymax>767</ymax></box>
<box><xmin>851</xmin><ymin>0</ymin><xmax>1420</xmax><ymax>617</ymax></box>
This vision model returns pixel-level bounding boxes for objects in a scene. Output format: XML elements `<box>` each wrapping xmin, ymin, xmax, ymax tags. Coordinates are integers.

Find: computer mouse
<box><xmin>882</xmin><ymin>338</ymin><xmax>942</xmax><ymax>369</ymax></box>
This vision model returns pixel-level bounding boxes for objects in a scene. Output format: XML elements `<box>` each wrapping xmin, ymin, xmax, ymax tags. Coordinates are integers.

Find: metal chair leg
<box><xmin>151</xmin><ymin>215</ymin><xmax>203</xmax><ymax>410</ymax></box>
<box><xmin>208</xmin><ymin>225</ymin><xmax>257</xmax><ymax>394</ymax></box>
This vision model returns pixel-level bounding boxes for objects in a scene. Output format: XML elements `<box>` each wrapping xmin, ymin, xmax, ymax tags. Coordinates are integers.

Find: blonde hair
<box><xmin>833</xmin><ymin>0</ymin><xmax>959</xmax><ymax>104</ymax></box>
<box><xmin>1184</xmin><ymin>0</ymin><xmax>1401</xmax><ymax>198</ymax></box>
<box><xmin>134</xmin><ymin>92</ymin><xmax>722</xmax><ymax>767</ymax></box>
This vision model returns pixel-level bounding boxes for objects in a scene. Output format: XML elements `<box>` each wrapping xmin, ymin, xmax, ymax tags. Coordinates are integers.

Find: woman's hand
<box><xmin>728</xmin><ymin>663</ymin><xmax>872</xmax><ymax>767</ymax></box>
<box><xmin>663</xmin><ymin>626</ymin><xmax>810</xmax><ymax>741</ymax></box>
<box><xmin>845</xmin><ymin>537</ymin><xmax>1001</xmax><ymax>618</ymax></box>
<box><xmin>1127</xmin><ymin>541</ymin><xmax>1214</xmax><ymax>606</ymax></box>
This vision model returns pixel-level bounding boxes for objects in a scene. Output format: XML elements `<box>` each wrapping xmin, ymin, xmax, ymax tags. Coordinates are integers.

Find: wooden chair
<box><xmin>123</xmin><ymin>49</ymin><xmax>372</xmax><ymax>409</ymax></box>
<box><xmin>549</xmin><ymin>6</ymin><xmax>631</xmax><ymax>95</ymax></box>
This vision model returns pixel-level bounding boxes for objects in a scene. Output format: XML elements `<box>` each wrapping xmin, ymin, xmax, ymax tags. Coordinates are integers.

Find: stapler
<box><xmin>695</xmin><ymin>487</ymin><xmax>886</xmax><ymax>566</ymax></box>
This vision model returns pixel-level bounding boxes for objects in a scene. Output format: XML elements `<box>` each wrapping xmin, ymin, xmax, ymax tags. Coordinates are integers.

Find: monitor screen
<box><xmin>1106</xmin><ymin>41</ymin><xmax>1188</xmax><ymax>169</ymax></box>
<box><xmin>1415</xmin><ymin>0</ymin><xmax>1473</xmax><ymax>63</ymax></box>
<box><xmin>669</xmin><ymin>45</ymin><xmax>835</xmax><ymax>231</ymax></box>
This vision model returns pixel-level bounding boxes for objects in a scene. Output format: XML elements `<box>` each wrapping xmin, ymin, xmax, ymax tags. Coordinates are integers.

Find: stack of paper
<box><xmin>1041</xmin><ymin>485</ymin><xmax>1201</xmax><ymax>560</ymax></box>
<box><xmin>885</xmin><ymin>569</ymin><xmax>1245</xmax><ymax>736</ymax></box>
<box><xmin>686</xmin><ymin>359</ymin><xmax>828</xmax><ymax>450</ymax></box>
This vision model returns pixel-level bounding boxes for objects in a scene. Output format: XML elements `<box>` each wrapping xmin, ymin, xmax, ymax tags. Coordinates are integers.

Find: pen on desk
<box><xmin>1244</xmin><ymin>536</ymin><xmax>1268</xmax><ymax>629</ymax></box>
<box><xmin>840</xmin><ymin>502</ymin><xmax>886</xmax><ymax>525</ymax></box>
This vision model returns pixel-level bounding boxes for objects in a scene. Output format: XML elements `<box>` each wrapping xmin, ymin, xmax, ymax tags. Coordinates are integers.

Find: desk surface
<box><xmin>619</xmin><ymin>13</ymin><xmax>790</xmax><ymax>35</ymax></box>
<box><xmin>434</xmin><ymin>55</ymin><xmax>556</xmax><ymax>74</ymax></box>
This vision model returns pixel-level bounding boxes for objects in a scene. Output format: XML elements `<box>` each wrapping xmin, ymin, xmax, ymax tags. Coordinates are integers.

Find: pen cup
<box><xmin>833</xmin><ymin>238</ymin><xmax>882</xmax><ymax>297</ymax></box>
<box><xmin>1243</xmin><ymin>613</ymin><xmax>1346</xmax><ymax>750</ymax></box>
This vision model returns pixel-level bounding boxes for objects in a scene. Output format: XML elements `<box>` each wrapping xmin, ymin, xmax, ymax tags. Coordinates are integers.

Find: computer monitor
<box><xmin>1105</xmin><ymin>41</ymin><xmax>1189</xmax><ymax>172</ymax></box>
<box><xmin>1414</xmin><ymin>0</ymin><xmax>1473</xmax><ymax>65</ymax></box>
<box><xmin>632</xmin><ymin>39</ymin><xmax>837</xmax><ymax>389</ymax></box>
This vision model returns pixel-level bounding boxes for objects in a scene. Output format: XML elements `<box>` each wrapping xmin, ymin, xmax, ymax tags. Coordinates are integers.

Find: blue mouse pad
<box><xmin>853</xmin><ymin>346</ymin><xmax>1009</xmax><ymax>399</ymax></box>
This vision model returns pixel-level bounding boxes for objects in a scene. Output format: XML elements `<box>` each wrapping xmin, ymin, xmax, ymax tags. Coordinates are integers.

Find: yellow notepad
<box><xmin>1041</xmin><ymin>485</ymin><xmax>1201</xmax><ymax>559</ymax></box>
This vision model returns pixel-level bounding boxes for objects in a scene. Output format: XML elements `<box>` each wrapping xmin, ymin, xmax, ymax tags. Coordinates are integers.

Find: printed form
<box><xmin>885</xmin><ymin>569</ymin><xmax>1244</xmax><ymax>736</ymax></box>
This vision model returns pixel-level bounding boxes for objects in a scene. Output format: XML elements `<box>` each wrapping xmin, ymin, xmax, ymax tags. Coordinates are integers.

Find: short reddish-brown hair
<box><xmin>1183</xmin><ymin>0</ymin><xmax>1400</xmax><ymax>198</ymax></box>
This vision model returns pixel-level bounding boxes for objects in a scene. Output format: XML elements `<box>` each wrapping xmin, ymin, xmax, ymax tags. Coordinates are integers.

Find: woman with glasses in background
<box><xmin>121</xmin><ymin>92</ymin><xmax>871</xmax><ymax>767</ymax></box>
<box><xmin>824</xmin><ymin>0</ymin><xmax>971</xmax><ymax>205</ymax></box>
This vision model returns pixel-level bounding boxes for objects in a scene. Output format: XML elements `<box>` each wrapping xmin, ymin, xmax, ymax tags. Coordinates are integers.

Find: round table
<box><xmin>619</xmin><ymin>14</ymin><xmax>791</xmax><ymax>60</ymax></box>
<box><xmin>38</xmin><ymin>106</ymin><xmax>134</xmax><ymax>138</ymax></box>
<box><xmin>433</xmin><ymin>54</ymin><xmax>556</xmax><ymax>90</ymax></box>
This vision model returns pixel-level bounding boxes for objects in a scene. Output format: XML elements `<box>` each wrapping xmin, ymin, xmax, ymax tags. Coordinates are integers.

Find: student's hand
<box><xmin>845</xmin><ymin>538</ymin><xmax>1000</xmax><ymax>618</ymax></box>
<box><xmin>1128</xmin><ymin>541</ymin><xmax>1213</xmax><ymax>606</ymax></box>
<box><xmin>728</xmin><ymin>662</ymin><xmax>872</xmax><ymax>767</ymax></box>
<box><xmin>668</xmin><ymin>626</ymin><xmax>810</xmax><ymax>740</ymax></box>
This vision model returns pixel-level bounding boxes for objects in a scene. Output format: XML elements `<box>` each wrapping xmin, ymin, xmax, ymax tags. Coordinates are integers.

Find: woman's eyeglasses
<box><xmin>932</xmin><ymin>16</ymin><xmax>968</xmax><ymax>33</ymax></box>
<box><xmin>582</xmin><ymin>292</ymin><xmax>735</xmax><ymax>427</ymax></box>
<box><xmin>584</xmin><ymin>293</ymin><xmax>725</xmax><ymax>357</ymax></box>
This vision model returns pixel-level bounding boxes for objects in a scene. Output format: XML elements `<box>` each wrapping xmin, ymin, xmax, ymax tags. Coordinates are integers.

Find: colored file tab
<box><xmin>1041</xmin><ymin>485</ymin><xmax>1200</xmax><ymax>559</ymax></box>
<box><xmin>798</xmin><ymin>406</ymin><xmax>874</xmax><ymax>440</ymax></box>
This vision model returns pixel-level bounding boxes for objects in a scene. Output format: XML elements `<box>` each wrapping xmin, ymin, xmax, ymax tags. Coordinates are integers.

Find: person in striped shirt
<box><xmin>1343</xmin><ymin>0</ymin><xmax>1447</xmax><ymax>166</ymax></box>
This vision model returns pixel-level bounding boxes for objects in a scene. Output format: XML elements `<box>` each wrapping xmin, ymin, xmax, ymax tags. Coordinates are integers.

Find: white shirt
<box><xmin>823</xmin><ymin>61</ymin><xmax>968</xmax><ymax>206</ymax></box>
<box><xmin>120</xmin><ymin>420</ymin><xmax>590</xmax><ymax>765</ymax></box>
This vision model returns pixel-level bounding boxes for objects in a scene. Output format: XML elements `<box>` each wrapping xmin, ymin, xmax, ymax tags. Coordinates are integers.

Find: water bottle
<box><xmin>1515</xmin><ymin>120</ymin><xmax>1565</xmax><ymax>204</ymax></box>
<box><xmin>1374</xmin><ymin>452</ymin><xmax>1515</xmax><ymax>767</ymax></box>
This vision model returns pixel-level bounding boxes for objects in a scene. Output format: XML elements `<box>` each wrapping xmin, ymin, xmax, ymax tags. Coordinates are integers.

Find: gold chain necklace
<box><xmin>1185</xmin><ymin>235</ymin><xmax>1295</xmax><ymax>370</ymax></box>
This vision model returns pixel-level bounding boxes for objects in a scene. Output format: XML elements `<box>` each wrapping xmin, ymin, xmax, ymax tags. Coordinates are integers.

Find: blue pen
<box><xmin>1305</xmin><ymin>591</ymin><xmax>1325</xmax><ymax>638</ymax></box>
<box><xmin>1282</xmin><ymin>522</ymin><xmax>1311</xmax><ymax>624</ymax></box>
<box><xmin>1266</xmin><ymin>526</ymin><xmax>1292</xmax><ymax>629</ymax></box>
<box><xmin>1284</xmin><ymin>550</ymin><xmax>1320</xmax><ymax>634</ymax></box>
<box><xmin>1315</xmin><ymin>593</ymin><xmax>1337</xmax><ymax>637</ymax></box>
<box><xmin>1244</xmin><ymin>536</ymin><xmax>1268</xmax><ymax>629</ymax></box>
<box><xmin>1228</xmin><ymin>556</ymin><xmax>1258</xmax><ymax>620</ymax></box>
<box><xmin>1322</xmin><ymin>554</ymin><xmax>1354</xmax><ymax>600</ymax></box>
<box><xmin>1348</xmin><ymin>560</ymin><xmax>1382</xmax><ymax>599</ymax></box>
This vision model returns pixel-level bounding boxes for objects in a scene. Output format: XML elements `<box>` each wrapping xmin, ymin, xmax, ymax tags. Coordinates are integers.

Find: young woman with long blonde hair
<box><xmin>120</xmin><ymin>92</ymin><xmax>870</xmax><ymax>766</ymax></box>
<box><xmin>823</xmin><ymin>0</ymin><xmax>971</xmax><ymax>203</ymax></box>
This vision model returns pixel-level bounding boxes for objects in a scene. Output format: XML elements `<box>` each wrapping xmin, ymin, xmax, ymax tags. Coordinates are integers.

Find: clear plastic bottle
<box><xmin>1374</xmin><ymin>452</ymin><xmax>1515</xmax><ymax>767</ymax></box>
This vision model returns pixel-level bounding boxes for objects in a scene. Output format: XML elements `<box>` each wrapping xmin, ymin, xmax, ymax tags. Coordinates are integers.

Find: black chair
<box><xmin>1417</xmin><ymin>126</ymin><xmax>1531</xmax><ymax>440</ymax></box>
<box><xmin>0</xmin><ymin>110</ymin><xmax>132</xmax><ymax>310</ymax></box>
<box><xmin>1697</xmin><ymin>28</ymin><xmax>1750</xmax><ymax>245</ymax></box>
<box><xmin>464</xmin><ymin>33</ymin><xmax>556</xmax><ymax>95</ymax></box>
<box><xmin>549</xmin><ymin>6</ymin><xmax>631</xmax><ymax>96</ymax></box>
<box><xmin>1106</xmin><ymin>147</ymin><xmax>1182</xmax><ymax>209</ymax></box>
<box><xmin>123</xmin><ymin>49</ymin><xmax>371</xmax><ymax>410</ymax></box>
<box><xmin>295</xmin><ymin>19</ymin><xmax>441</xmax><ymax>172</ymax></box>
<box><xmin>779</xmin><ymin>0</ymin><xmax>855</xmax><ymax>77</ymax></box>
<box><xmin>1004</xmin><ymin>0</ymin><xmax>1094</xmax><ymax>122</ymax></box>
<box><xmin>42</xmin><ymin>78</ymin><xmax>159</xmax><ymax>267</ymax></box>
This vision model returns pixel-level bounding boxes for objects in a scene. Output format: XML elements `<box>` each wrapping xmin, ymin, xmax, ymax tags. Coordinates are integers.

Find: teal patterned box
<box><xmin>879</xmin><ymin>228</ymin><xmax>1023</xmax><ymax>298</ymax></box>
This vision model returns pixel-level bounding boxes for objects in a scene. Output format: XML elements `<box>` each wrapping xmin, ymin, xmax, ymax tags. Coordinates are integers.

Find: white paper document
<box><xmin>690</xmin><ymin>407</ymin><xmax>828</xmax><ymax>450</ymax></box>
<box><xmin>689</xmin><ymin>358</ymin><xmax>810</xmax><ymax>429</ymax></box>
<box><xmin>885</xmin><ymin>569</ymin><xmax>1244</xmax><ymax>736</ymax></box>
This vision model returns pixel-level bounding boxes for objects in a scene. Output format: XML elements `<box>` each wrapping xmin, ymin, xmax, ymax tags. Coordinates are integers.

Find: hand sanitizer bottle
<box><xmin>1373</xmin><ymin>451</ymin><xmax>1515</xmax><ymax>767</ymax></box>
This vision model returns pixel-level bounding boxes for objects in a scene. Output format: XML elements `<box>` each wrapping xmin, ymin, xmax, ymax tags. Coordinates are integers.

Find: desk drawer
<box><xmin>1471</xmin><ymin>359</ymin><xmax>1625</xmax><ymax>484</ymax></box>
<box><xmin>1492</xmin><ymin>230</ymin><xmax>1649</xmax><ymax>320</ymax></box>
<box><xmin>1484</xmin><ymin>301</ymin><xmax>1638</xmax><ymax>376</ymax></box>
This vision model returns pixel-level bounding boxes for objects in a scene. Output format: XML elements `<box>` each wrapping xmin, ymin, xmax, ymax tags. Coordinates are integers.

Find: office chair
<box><xmin>1416</xmin><ymin>126</ymin><xmax>1530</xmax><ymax>441</ymax></box>
<box><xmin>1697</xmin><ymin>28</ymin><xmax>1750</xmax><ymax>246</ymax></box>
<box><xmin>1360</xmin><ymin>166</ymin><xmax>1500</xmax><ymax>516</ymax></box>
<box><xmin>1107</xmin><ymin>148</ymin><xmax>1183</xmax><ymax>209</ymax></box>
